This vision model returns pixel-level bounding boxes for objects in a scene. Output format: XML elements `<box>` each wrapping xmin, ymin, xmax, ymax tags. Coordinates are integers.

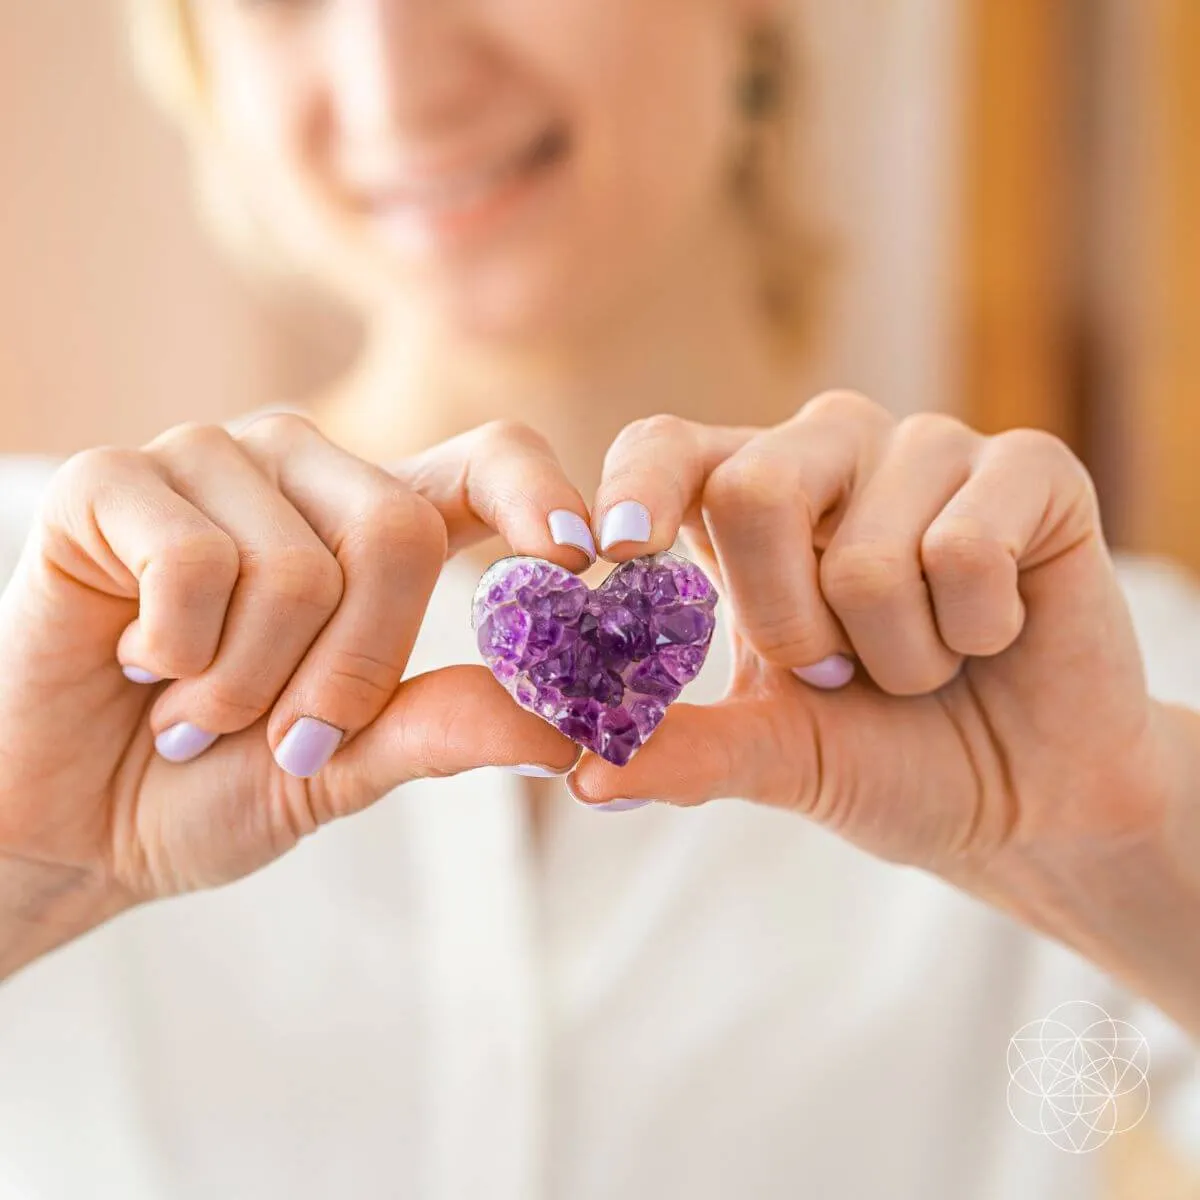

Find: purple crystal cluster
<box><xmin>472</xmin><ymin>551</ymin><xmax>718</xmax><ymax>766</ymax></box>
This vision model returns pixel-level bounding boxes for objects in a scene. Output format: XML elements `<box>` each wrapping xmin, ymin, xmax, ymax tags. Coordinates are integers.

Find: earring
<box><xmin>738</xmin><ymin>28</ymin><xmax>780</xmax><ymax>119</ymax></box>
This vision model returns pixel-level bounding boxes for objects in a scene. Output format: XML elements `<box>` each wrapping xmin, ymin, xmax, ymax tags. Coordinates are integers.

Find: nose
<box><xmin>326</xmin><ymin>0</ymin><xmax>487</xmax><ymax>150</ymax></box>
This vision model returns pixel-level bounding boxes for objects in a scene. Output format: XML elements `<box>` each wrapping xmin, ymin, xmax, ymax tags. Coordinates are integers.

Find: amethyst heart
<box><xmin>471</xmin><ymin>551</ymin><xmax>718</xmax><ymax>766</ymax></box>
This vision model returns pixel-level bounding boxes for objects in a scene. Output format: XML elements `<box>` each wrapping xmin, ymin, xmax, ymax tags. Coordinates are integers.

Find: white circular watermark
<box><xmin>1007</xmin><ymin>1000</ymin><xmax>1151</xmax><ymax>1153</ymax></box>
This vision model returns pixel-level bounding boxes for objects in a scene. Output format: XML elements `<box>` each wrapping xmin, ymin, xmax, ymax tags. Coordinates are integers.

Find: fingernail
<box><xmin>121</xmin><ymin>664</ymin><xmax>163</xmax><ymax>684</ymax></box>
<box><xmin>547</xmin><ymin>510</ymin><xmax>596</xmax><ymax>562</ymax></box>
<box><xmin>599</xmin><ymin>501</ymin><xmax>652</xmax><ymax>552</ymax></box>
<box><xmin>565</xmin><ymin>775</ymin><xmax>653</xmax><ymax>811</ymax></box>
<box><xmin>507</xmin><ymin>762</ymin><xmax>572</xmax><ymax>779</ymax></box>
<box><xmin>155</xmin><ymin>722</ymin><xmax>219</xmax><ymax>763</ymax></box>
<box><xmin>274</xmin><ymin>717</ymin><xmax>344</xmax><ymax>779</ymax></box>
<box><xmin>586</xmin><ymin>798</ymin><xmax>654</xmax><ymax>812</ymax></box>
<box><xmin>792</xmin><ymin>655</ymin><xmax>856</xmax><ymax>690</ymax></box>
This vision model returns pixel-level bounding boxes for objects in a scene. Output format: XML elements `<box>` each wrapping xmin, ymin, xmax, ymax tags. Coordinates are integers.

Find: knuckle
<box><xmin>202</xmin><ymin>679</ymin><xmax>280</xmax><ymax>727</ymax></box>
<box><xmin>408</xmin><ymin>494</ymin><xmax>451</xmax><ymax>560</ymax></box>
<box><xmin>744</xmin><ymin>611</ymin><xmax>828</xmax><ymax>665</ymax></box>
<box><xmin>235</xmin><ymin>411</ymin><xmax>318</xmax><ymax>447</ymax></box>
<box><xmin>54</xmin><ymin>445</ymin><xmax>141</xmax><ymax>495</ymax></box>
<box><xmin>405</xmin><ymin>710</ymin><xmax>457</xmax><ymax>779</ymax></box>
<box><xmin>475</xmin><ymin>418</ymin><xmax>546</xmax><ymax>455</ymax></box>
<box><xmin>630</xmin><ymin>412</ymin><xmax>689</xmax><ymax>443</ymax></box>
<box><xmin>147</xmin><ymin>420</ymin><xmax>236</xmax><ymax>456</ymax></box>
<box><xmin>994</xmin><ymin>425</ymin><xmax>1072</xmax><ymax>464</ymax></box>
<box><xmin>143</xmin><ymin>533</ymin><xmax>241</xmax><ymax>618</ymax></box>
<box><xmin>408</xmin><ymin>679</ymin><xmax>492</xmax><ymax>777</ymax></box>
<box><xmin>347</xmin><ymin>487</ymin><xmax>447</xmax><ymax>562</ymax></box>
<box><xmin>246</xmin><ymin>544</ymin><xmax>344</xmax><ymax>612</ymax></box>
<box><xmin>761</xmin><ymin>703</ymin><xmax>820</xmax><ymax>815</ymax></box>
<box><xmin>994</xmin><ymin>428</ymin><xmax>1100</xmax><ymax>515</ymax></box>
<box><xmin>437</xmin><ymin>688</ymin><xmax>480</xmax><ymax>757</ymax></box>
<box><xmin>608</xmin><ymin>413</ymin><xmax>691</xmax><ymax>459</ymax></box>
<box><xmin>894</xmin><ymin>411</ymin><xmax>971</xmax><ymax>448</ymax></box>
<box><xmin>802</xmin><ymin>389</ymin><xmax>891</xmax><ymax>429</ymax></box>
<box><xmin>139</xmin><ymin>634</ymin><xmax>214</xmax><ymax>680</ymax></box>
<box><xmin>702</xmin><ymin>452</ymin><xmax>786</xmax><ymax>520</ymax></box>
<box><xmin>820</xmin><ymin>543</ymin><xmax>911</xmax><ymax>610</ymax></box>
<box><xmin>321</xmin><ymin>646</ymin><xmax>404</xmax><ymax>710</ymax></box>
<box><xmin>139</xmin><ymin>536</ymin><xmax>240</xmax><ymax>679</ymax></box>
<box><xmin>879</xmin><ymin>658</ymin><xmax>963</xmax><ymax>699</ymax></box>
<box><xmin>954</xmin><ymin>615</ymin><xmax>1022</xmax><ymax>659</ymax></box>
<box><xmin>921</xmin><ymin>518</ymin><xmax>1007</xmax><ymax>582</ymax></box>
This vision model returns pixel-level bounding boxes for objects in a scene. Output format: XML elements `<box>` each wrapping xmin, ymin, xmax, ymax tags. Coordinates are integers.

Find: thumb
<box><xmin>566</xmin><ymin>696</ymin><xmax>813</xmax><ymax>810</ymax></box>
<box><xmin>567</xmin><ymin>684</ymin><xmax>982</xmax><ymax>867</ymax></box>
<box><xmin>311</xmin><ymin>664</ymin><xmax>581</xmax><ymax>819</ymax></box>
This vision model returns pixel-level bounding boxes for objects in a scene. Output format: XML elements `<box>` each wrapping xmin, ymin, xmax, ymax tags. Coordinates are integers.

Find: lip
<box><xmin>359</xmin><ymin>122</ymin><xmax>570</xmax><ymax>255</ymax></box>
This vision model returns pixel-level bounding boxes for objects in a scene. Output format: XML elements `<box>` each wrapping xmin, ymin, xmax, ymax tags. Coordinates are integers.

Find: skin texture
<box><xmin>0</xmin><ymin>0</ymin><xmax>1197</xmax><ymax>1035</ymax></box>
<box><xmin>190</xmin><ymin>0</ymin><xmax>759</xmax><ymax>339</ymax></box>
<box><xmin>0</xmin><ymin>415</ymin><xmax>593</xmax><ymax>968</ymax></box>
<box><xmin>571</xmin><ymin>398</ymin><xmax>1200</xmax><ymax>1034</ymax></box>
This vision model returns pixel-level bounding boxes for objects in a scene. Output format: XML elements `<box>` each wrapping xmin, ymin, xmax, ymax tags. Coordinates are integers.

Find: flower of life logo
<box><xmin>1007</xmin><ymin>1000</ymin><xmax>1151</xmax><ymax>1153</ymax></box>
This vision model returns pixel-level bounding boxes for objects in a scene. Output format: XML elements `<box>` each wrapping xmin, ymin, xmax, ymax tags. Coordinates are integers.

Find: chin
<box><xmin>408</xmin><ymin>246</ymin><xmax>611</xmax><ymax>346</ymax></box>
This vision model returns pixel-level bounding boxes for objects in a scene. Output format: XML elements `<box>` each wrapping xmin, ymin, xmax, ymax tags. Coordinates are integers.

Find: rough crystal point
<box><xmin>471</xmin><ymin>551</ymin><xmax>718</xmax><ymax>766</ymax></box>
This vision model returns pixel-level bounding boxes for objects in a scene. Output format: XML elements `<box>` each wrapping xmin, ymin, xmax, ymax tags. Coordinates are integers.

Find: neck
<box><xmin>312</xmin><ymin>214</ymin><xmax>801</xmax><ymax>497</ymax></box>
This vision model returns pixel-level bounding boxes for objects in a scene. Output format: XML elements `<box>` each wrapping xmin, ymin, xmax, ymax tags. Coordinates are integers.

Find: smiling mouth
<box><xmin>368</xmin><ymin>123</ymin><xmax>570</xmax><ymax>227</ymax></box>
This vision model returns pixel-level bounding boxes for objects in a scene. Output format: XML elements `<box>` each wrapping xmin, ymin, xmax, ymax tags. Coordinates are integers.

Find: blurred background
<box><xmin>1</xmin><ymin>2</ymin><xmax>1197</xmax><ymax>570</ymax></box>
<box><xmin>0</xmin><ymin>1</ymin><xmax>1196</xmax><ymax>1193</ymax></box>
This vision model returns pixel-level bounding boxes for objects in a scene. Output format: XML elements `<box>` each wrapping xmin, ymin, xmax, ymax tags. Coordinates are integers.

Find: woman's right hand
<box><xmin>0</xmin><ymin>413</ymin><xmax>593</xmax><ymax>977</ymax></box>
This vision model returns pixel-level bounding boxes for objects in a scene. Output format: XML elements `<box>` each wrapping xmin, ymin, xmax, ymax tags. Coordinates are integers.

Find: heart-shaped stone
<box><xmin>471</xmin><ymin>551</ymin><xmax>718</xmax><ymax>766</ymax></box>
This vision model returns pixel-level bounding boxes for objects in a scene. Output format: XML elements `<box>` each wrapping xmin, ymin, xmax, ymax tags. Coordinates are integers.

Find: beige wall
<box><xmin>0</xmin><ymin>0</ymin><xmax>354</xmax><ymax>456</ymax></box>
<box><xmin>797</xmin><ymin>0</ymin><xmax>966</xmax><ymax>420</ymax></box>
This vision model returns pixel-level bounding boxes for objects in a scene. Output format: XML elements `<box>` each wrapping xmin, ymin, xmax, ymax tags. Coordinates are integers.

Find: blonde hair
<box><xmin>124</xmin><ymin>0</ymin><xmax>826</xmax><ymax>360</ymax></box>
<box><xmin>125</xmin><ymin>0</ymin><xmax>201</xmax><ymax>124</ymax></box>
<box><xmin>125</xmin><ymin>0</ymin><xmax>300</xmax><ymax>278</ymax></box>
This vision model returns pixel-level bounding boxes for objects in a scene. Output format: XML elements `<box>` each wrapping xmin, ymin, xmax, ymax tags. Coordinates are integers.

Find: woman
<box><xmin>0</xmin><ymin>1</ymin><xmax>1196</xmax><ymax>1196</ymax></box>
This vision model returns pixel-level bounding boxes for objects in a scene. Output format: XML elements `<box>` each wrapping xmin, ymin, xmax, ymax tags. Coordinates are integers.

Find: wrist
<box><xmin>0</xmin><ymin>854</ymin><xmax>133</xmax><ymax>982</ymax></box>
<box><xmin>945</xmin><ymin>701</ymin><xmax>1200</xmax><ymax>1035</ymax></box>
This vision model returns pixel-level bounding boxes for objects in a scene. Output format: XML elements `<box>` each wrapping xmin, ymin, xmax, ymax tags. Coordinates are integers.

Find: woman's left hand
<box><xmin>569</xmin><ymin>392</ymin><xmax>1170</xmax><ymax>893</ymax></box>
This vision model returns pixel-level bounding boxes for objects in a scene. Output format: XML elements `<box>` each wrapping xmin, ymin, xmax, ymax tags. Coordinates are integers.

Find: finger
<box><xmin>921</xmin><ymin>428</ymin><xmax>1094</xmax><ymax>657</ymax></box>
<box><xmin>387</xmin><ymin>418</ymin><xmax>597</xmax><ymax>569</ymax></box>
<box><xmin>697</xmin><ymin>392</ymin><xmax>893</xmax><ymax>673</ymax></box>
<box><xmin>590</xmin><ymin>414</ymin><xmax>755</xmax><ymax>558</ymax></box>
<box><xmin>820</xmin><ymin>413</ymin><xmax>979</xmax><ymax>695</ymax></box>
<box><xmin>37</xmin><ymin>447</ymin><xmax>239</xmax><ymax>683</ymax></box>
<box><xmin>566</xmin><ymin>691</ymin><xmax>983</xmax><ymax>867</ymax></box>
<box><xmin>307</xmin><ymin>665</ymin><xmax>581</xmax><ymax>821</ymax></box>
<box><xmin>138</xmin><ymin>422</ymin><xmax>344</xmax><ymax>754</ymax></box>
<box><xmin>135</xmin><ymin>665</ymin><xmax>581</xmax><ymax>890</ymax></box>
<box><xmin>234</xmin><ymin>413</ymin><xmax>448</xmax><ymax>778</ymax></box>
<box><xmin>566</xmin><ymin>698</ymin><xmax>813</xmax><ymax>811</ymax></box>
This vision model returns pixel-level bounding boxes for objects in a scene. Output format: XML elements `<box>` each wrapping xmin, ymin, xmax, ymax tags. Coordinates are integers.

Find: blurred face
<box><xmin>190</xmin><ymin>0</ymin><xmax>764</xmax><ymax>338</ymax></box>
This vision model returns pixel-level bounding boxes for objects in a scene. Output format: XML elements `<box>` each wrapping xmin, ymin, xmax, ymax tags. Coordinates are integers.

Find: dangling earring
<box><xmin>738</xmin><ymin>27</ymin><xmax>781</xmax><ymax>120</ymax></box>
<box><xmin>730</xmin><ymin>23</ymin><xmax>813</xmax><ymax>350</ymax></box>
<box><xmin>732</xmin><ymin>27</ymin><xmax>782</xmax><ymax>201</ymax></box>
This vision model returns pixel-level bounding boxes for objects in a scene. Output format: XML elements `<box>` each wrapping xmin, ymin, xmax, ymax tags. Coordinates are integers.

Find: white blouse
<box><xmin>0</xmin><ymin>438</ymin><xmax>1196</xmax><ymax>1200</ymax></box>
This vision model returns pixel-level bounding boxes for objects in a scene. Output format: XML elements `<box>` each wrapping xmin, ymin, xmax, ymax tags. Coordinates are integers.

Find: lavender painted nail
<box><xmin>121</xmin><ymin>664</ymin><xmax>163</xmax><ymax>685</ymax></box>
<box><xmin>507</xmin><ymin>763</ymin><xmax>572</xmax><ymax>778</ymax></box>
<box><xmin>599</xmin><ymin>501</ymin><xmax>652</xmax><ymax>551</ymax></box>
<box><xmin>547</xmin><ymin>510</ymin><xmax>597</xmax><ymax>561</ymax></box>
<box><xmin>792</xmin><ymin>655</ymin><xmax>856</xmax><ymax>690</ymax></box>
<box><xmin>274</xmin><ymin>717</ymin><xmax>344</xmax><ymax>779</ymax></box>
<box><xmin>586</xmin><ymin>798</ymin><xmax>653</xmax><ymax>812</ymax></box>
<box><xmin>155</xmin><ymin>722</ymin><xmax>219</xmax><ymax>763</ymax></box>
